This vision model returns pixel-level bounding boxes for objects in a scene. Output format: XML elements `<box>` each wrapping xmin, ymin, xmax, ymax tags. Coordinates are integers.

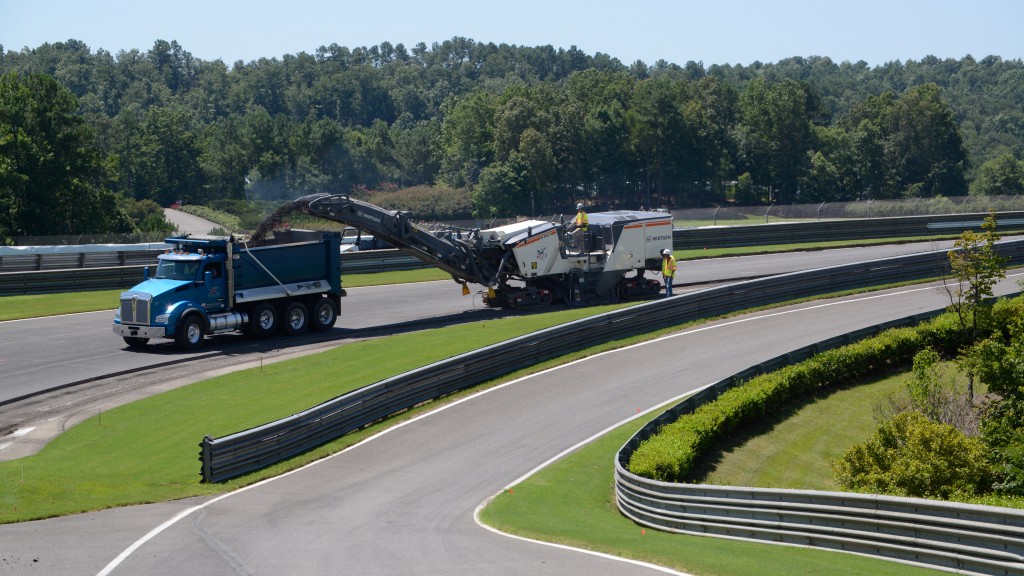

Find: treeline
<box><xmin>1</xmin><ymin>37</ymin><xmax>1024</xmax><ymax>239</ymax></box>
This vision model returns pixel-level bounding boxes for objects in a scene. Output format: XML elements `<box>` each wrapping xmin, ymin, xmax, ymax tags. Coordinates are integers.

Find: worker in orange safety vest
<box><xmin>661</xmin><ymin>248</ymin><xmax>677</xmax><ymax>297</ymax></box>
<box><xmin>570</xmin><ymin>202</ymin><xmax>588</xmax><ymax>251</ymax></box>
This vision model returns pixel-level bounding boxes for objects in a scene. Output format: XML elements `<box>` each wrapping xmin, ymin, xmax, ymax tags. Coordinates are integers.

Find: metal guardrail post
<box><xmin>198</xmin><ymin>436</ymin><xmax>213</xmax><ymax>482</ymax></box>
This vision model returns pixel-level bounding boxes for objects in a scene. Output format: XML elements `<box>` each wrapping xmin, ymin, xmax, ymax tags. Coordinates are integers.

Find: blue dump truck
<box><xmin>113</xmin><ymin>230</ymin><xmax>343</xmax><ymax>350</ymax></box>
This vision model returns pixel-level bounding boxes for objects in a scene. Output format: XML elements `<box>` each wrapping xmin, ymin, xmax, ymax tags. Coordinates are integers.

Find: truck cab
<box><xmin>114</xmin><ymin>238</ymin><xmax>233</xmax><ymax>349</ymax></box>
<box><xmin>154</xmin><ymin>250</ymin><xmax>228</xmax><ymax>312</ymax></box>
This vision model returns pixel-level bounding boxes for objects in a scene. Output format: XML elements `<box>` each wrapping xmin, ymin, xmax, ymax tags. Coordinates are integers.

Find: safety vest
<box><xmin>575</xmin><ymin>211</ymin><xmax>588</xmax><ymax>230</ymax></box>
<box><xmin>662</xmin><ymin>255</ymin><xmax>676</xmax><ymax>277</ymax></box>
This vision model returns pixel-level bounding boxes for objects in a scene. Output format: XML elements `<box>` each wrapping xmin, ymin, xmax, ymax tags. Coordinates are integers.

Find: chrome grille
<box><xmin>120</xmin><ymin>294</ymin><xmax>151</xmax><ymax>325</ymax></box>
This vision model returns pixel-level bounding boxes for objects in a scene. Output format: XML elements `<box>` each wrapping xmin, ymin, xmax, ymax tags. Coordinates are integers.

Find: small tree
<box><xmin>981</xmin><ymin>399</ymin><xmax>1024</xmax><ymax>495</ymax></box>
<box><xmin>908</xmin><ymin>348</ymin><xmax>943</xmax><ymax>412</ymax></box>
<box><xmin>945</xmin><ymin>211</ymin><xmax>1006</xmax><ymax>398</ymax></box>
<box><xmin>959</xmin><ymin>317</ymin><xmax>1024</xmax><ymax>495</ymax></box>
<box><xmin>875</xmin><ymin>348</ymin><xmax>979</xmax><ymax>435</ymax></box>
<box><xmin>832</xmin><ymin>411</ymin><xmax>992</xmax><ymax>499</ymax></box>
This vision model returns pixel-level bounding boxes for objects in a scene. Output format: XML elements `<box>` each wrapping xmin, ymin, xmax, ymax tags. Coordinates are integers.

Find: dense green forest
<box><xmin>1</xmin><ymin>37</ymin><xmax>1023</xmax><ymax>241</ymax></box>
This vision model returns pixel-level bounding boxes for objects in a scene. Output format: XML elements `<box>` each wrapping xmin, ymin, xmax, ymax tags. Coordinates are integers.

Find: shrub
<box><xmin>916</xmin><ymin>311</ymin><xmax>969</xmax><ymax>354</ymax></box>
<box><xmin>208</xmin><ymin>199</ymin><xmax>276</xmax><ymax>230</ymax></box>
<box><xmin>628</xmin><ymin>326</ymin><xmax>925</xmax><ymax>482</ymax></box>
<box><xmin>831</xmin><ymin>411</ymin><xmax>993</xmax><ymax>499</ymax></box>
<box><xmin>123</xmin><ymin>198</ymin><xmax>166</xmax><ymax>225</ymax></box>
<box><xmin>355</xmin><ymin>185</ymin><xmax>472</xmax><ymax>221</ymax></box>
<box><xmin>628</xmin><ymin>301</ymin><xmax>1024</xmax><ymax>485</ymax></box>
<box><xmin>178</xmin><ymin>205</ymin><xmax>242</xmax><ymax>232</ymax></box>
<box><xmin>982</xmin><ymin>398</ymin><xmax>1024</xmax><ymax>496</ymax></box>
<box><xmin>990</xmin><ymin>296</ymin><xmax>1024</xmax><ymax>331</ymax></box>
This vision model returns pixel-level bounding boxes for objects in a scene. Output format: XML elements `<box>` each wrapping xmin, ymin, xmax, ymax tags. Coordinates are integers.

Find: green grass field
<box><xmin>481</xmin><ymin>360</ymin><xmax>1023</xmax><ymax>575</ymax></box>
<box><xmin>0</xmin><ymin>303</ymin><xmax>634</xmax><ymax>524</ymax></box>
<box><xmin>0</xmin><ymin>269</ymin><xmax>450</xmax><ymax>322</ymax></box>
<box><xmin>0</xmin><ymin>237</ymin><xmax>1001</xmax><ymax>575</ymax></box>
<box><xmin>677</xmin><ymin>234</ymin><xmax>961</xmax><ymax>259</ymax></box>
<box><xmin>0</xmin><ymin>289</ymin><xmax>123</xmax><ymax>321</ymax></box>
<box><xmin>693</xmin><ymin>376</ymin><xmax>904</xmax><ymax>489</ymax></box>
<box><xmin>673</xmin><ymin>215</ymin><xmax>824</xmax><ymax>228</ymax></box>
<box><xmin>1</xmin><ymin>300</ymin><xmax>948</xmax><ymax>574</ymax></box>
<box><xmin>479</xmin><ymin>402</ymin><xmax>943</xmax><ymax>576</ymax></box>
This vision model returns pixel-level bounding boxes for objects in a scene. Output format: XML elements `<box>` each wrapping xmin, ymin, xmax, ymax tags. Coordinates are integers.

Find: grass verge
<box><xmin>478</xmin><ymin>410</ymin><xmax>942</xmax><ymax>576</ymax></box>
<box><xmin>1</xmin><ymin>285</ymin><xmax>907</xmax><ymax>524</ymax></box>
<box><xmin>0</xmin><ymin>270</ymin><xmax>450</xmax><ymax>322</ymax></box>
<box><xmin>695</xmin><ymin>362</ymin><xmax>1024</xmax><ymax>509</ymax></box>
<box><xmin>694</xmin><ymin>374</ymin><xmax>902</xmax><ymax>490</ymax></box>
<box><xmin>343</xmin><ymin>267</ymin><xmax>450</xmax><ymax>286</ymax></box>
<box><xmin>679</xmin><ymin>234</ymin><xmax>960</xmax><ymax>259</ymax></box>
<box><xmin>0</xmin><ymin>290</ymin><xmax>122</xmax><ymax>321</ymax></box>
<box><xmin>1</xmin><ymin>287</ymin><xmax>977</xmax><ymax>574</ymax></box>
<box><xmin>0</xmin><ymin>303</ymin><xmax>635</xmax><ymax>523</ymax></box>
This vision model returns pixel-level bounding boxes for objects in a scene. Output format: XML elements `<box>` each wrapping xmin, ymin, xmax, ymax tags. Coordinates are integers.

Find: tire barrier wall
<box><xmin>199</xmin><ymin>239</ymin><xmax>1024</xmax><ymax>483</ymax></box>
<box><xmin>614</xmin><ymin>315</ymin><xmax>1024</xmax><ymax>576</ymax></box>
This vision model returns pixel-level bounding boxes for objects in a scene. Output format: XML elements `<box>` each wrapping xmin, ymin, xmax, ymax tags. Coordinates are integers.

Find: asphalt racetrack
<box><xmin>1</xmin><ymin>242</ymin><xmax>1015</xmax><ymax>575</ymax></box>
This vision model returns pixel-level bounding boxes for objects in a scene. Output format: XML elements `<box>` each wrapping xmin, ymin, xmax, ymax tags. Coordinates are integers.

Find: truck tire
<box><xmin>280</xmin><ymin>301</ymin><xmax>309</xmax><ymax>335</ymax></box>
<box><xmin>175</xmin><ymin>315</ymin><xmax>205</xmax><ymax>351</ymax></box>
<box><xmin>308</xmin><ymin>297</ymin><xmax>338</xmax><ymax>331</ymax></box>
<box><xmin>248</xmin><ymin>302</ymin><xmax>278</xmax><ymax>337</ymax></box>
<box><xmin>123</xmin><ymin>336</ymin><xmax>149</xmax><ymax>348</ymax></box>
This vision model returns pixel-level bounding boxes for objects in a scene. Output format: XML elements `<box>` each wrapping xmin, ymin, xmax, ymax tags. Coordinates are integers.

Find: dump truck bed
<box><xmin>232</xmin><ymin>231</ymin><xmax>339</xmax><ymax>293</ymax></box>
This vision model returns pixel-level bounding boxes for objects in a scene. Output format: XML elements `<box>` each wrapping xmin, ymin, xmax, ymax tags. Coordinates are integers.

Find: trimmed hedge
<box><xmin>628</xmin><ymin>297</ymin><xmax>1024</xmax><ymax>483</ymax></box>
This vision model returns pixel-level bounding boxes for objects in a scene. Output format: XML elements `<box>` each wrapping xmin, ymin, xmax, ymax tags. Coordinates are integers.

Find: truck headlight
<box><xmin>155</xmin><ymin>314</ymin><xmax>170</xmax><ymax>324</ymax></box>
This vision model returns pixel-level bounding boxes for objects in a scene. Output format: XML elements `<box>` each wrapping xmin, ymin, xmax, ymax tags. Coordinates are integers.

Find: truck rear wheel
<box><xmin>175</xmin><ymin>315</ymin><xmax>205</xmax><ymax>351</ymax></box>
<box><xmin>308</xmin><ymin>297</ymin><xmax>338</xmax><ymax>331</ymax></box>
<box><xmin>280</xmin><ymin>301</ymin><xmax>309</xmax><ymax>335</ymax></box>
<box><xmin>248</xmin><ymin>303</ymin><xmax>278</xmax><ymax>337</ymax></box>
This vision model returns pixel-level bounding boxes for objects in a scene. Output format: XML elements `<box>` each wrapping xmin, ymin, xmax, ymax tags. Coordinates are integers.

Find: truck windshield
<box><xmin>155</xmin><ymin>259</ymin><xmax>201</xmax><ymax>281</ymax></box>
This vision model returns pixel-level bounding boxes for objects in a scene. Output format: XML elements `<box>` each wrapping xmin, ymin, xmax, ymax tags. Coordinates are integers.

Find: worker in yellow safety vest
<box><xmin>661</xmin><ymin>248</ymin><xmax>677</xmax><ymax>297</ymax></box>
<box><xmin>571</xmin><ymin>203</ymin><xmax>589</xmax><ymax>252</ymax></box>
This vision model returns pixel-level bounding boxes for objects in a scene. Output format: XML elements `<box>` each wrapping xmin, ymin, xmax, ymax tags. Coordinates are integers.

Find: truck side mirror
<box><xmin>202</xmin><ymin>270</ymin><xmax>212</xmax><ymax>285</ymax></box>
<box><xmin>143</xmin><ymin>267</ymin><xmax>150</xmax><ymax>279</ymax></box>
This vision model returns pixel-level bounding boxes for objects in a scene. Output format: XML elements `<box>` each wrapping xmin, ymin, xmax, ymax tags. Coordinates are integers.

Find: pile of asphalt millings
<box><xmin>247</xmin><ymin>199</ymin><xmax>309</xmax><ymax>246</ymax></box>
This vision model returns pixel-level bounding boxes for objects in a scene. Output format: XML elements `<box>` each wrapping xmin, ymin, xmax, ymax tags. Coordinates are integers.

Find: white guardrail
<box><xmin>614</xmin><ymin>314</ymin><xmax>1024</xmax><ymax>576</ymax></box>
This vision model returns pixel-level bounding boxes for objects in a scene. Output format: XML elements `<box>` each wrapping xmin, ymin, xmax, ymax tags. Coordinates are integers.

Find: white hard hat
<box><xmin>576</xmin><ymin>203</ymin><xmax>584</xmax><ymax>210</ymax></box>
<box><xmin>661</xmin><ymin>249</ymin><xmax>671</xmax><ymax>256</ymax></box>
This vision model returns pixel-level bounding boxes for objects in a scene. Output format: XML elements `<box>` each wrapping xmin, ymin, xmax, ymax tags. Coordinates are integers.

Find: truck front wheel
<box><xmin>248</xmin><ymin>303</ymin><xmax>277</xmax><ymax>337</ymax></box>
<box><xmin>123</xmin><ymin>336</ymin><xmax>149</xmax><ymax>348</ymax></box>
<box><xmin>280</xmin><ymin>301</ymin><xmax>309</xmax><ymax>335</ymax></box>
<box><xmin>175</xmin><ymin>315</ymin><xmax>205</xmax><ymax>351</ymax></box>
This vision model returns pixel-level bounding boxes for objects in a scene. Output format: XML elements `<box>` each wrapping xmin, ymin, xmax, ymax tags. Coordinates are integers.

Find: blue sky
<box><xmin>3</xmin><ymin>0</ymin><xmax>1022</xmax><ymax>67</ymax></box>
